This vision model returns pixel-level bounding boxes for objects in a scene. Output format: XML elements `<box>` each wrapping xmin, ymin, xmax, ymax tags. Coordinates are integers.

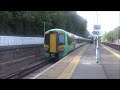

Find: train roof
<box><xmin>45</xmin><ymin>28</ymin><xmax>65</xmax><ymax>33</ymax></box>
<box><xmin>46</xmin><ymin>28</ymin><xmax>90</xmax><ymax>40</ymax></box>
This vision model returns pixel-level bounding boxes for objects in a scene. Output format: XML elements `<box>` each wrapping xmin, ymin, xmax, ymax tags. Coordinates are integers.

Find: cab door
<box><xmin>49</xmin><ymin>32</ymin><xmax>58</xmax><ymax>53</ymax></box>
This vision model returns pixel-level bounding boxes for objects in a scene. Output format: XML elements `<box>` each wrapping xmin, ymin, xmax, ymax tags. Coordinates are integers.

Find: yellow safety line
<box><xmin>57</xmin><ymin>44</ymin><xmax>88</xmax><ymax>79</ymax></box>
<box><xmin>102</xmin><ymin>44</ymin><xmax>120</xmax><ymax>59</ymax></box>
<box><xmin>67</xmin><ymin>45</ymin><xmax>88</xmax><ymax>79</ymax></box>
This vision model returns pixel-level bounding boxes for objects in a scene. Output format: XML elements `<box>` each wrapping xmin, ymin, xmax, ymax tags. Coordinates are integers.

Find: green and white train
<box><xmin>44</xmin><ymin>28</ymin><xmax>91</xmax><ymax>60</ymax></box>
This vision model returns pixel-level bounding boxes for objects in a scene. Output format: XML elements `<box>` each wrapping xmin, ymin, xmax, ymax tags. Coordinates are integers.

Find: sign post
<box><xmin>43</xmin><ymin>22</ymin><xmax>45</xmax><ymax>38</ymax></box>
<box><xmin>94</xmin><ymin>12</ymin><xmax>101</xmax><ymax>64</ymax></box>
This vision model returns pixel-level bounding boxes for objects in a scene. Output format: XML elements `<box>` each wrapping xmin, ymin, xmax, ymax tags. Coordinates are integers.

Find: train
<box><xmin>44</xmin><ymin>28</ymin><xmax>91</xmax><ymax>60</ymax></box>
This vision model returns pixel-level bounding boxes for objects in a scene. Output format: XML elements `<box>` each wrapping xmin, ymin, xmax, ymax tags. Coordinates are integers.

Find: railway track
<box><xmin>1</xmin><ymin>59</ymin><xmax>51</xmax><ymax>79</ymax></box>
<box><xmin>102</xmin><ymin>42</ymin><xmax>120</xmax><ymax>51</ymax></box>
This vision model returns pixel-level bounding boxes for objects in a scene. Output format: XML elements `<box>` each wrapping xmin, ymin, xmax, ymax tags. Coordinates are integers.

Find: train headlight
<box><xmin>59</xmin><ymin>47</ymin><xmax>64</xmax><ymax>52</ymax></box>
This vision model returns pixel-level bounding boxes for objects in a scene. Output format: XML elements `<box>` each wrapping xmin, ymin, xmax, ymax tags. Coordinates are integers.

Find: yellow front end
<box><xmin>50</xmin><ymin>33</ymin><xmax>57</xmax><ymax>53</ymax></box>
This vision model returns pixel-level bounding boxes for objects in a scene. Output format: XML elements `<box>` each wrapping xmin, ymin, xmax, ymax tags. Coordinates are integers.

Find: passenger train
<box><xmin>44</xmin><ymin>28</ymin><xmax>91</xmax><ymax>60</ymax></box>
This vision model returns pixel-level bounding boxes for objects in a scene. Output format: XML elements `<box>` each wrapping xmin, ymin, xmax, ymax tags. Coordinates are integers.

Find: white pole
<box><xmin>96</xmin><ymin>11</ymin><xmax>99</xmax><ymax>63</ymax></box>
<box><xmin>43</xmin><ymin>22</ymin><xmax>45</xmax><ymax>38</ymax></box>
<box><xmin>118</xmin><ymin>11</ymin><xmax>120</xmax><ymax>44</ymax></box>
<box><xmin>116</xmin><ymin>11</ymin><xmax>120</xmax><ymax>45</ymax></box>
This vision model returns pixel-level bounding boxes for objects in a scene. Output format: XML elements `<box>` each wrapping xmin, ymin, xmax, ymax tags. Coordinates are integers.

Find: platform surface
<box><xmin>71</xmin><ymin>44</ymin><xmax>120</xmax><ymax>79</ymax></box>
<box><xmin>33</xmin><ymin>44</ymin><xmax>120</xmax><ymax>79</ymax></box>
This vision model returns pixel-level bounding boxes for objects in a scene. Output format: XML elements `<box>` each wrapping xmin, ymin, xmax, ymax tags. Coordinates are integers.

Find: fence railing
<box><xmin>0</xmin><ymin>36</ymin><xmax>44</xmax><ymax>46</ymax></box>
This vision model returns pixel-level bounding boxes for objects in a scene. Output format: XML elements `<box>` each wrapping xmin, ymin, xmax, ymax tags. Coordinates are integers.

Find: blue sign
<box><xmin>94</xmin><ymin>25</ymin><xmax>101</xmax><ymax>30</ymax></box>
<box><xmin>92</xmin><ymin>31</ymin><xmax>100</xmax><ymax>35</ymax></box>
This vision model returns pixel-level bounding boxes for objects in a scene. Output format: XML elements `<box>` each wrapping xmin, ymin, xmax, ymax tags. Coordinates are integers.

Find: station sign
<box><xmin>94</xmin><ymin>25</ymin><xmax>101</xmax><ymax>30</ymax></box>
<box><xmin>92</xmin><ymin>30</ymin><xmax>100</xmax><ymax>35</ymax></box>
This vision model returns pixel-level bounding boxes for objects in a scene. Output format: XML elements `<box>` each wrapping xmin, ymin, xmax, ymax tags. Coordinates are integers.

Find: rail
<box><xmin>102</xmin><ymin>42</ymin><xmax>120</xmax><ymax>51</ymax></box>
<box><xmin>1</xmin><ymin>59</ymin><xmax>51</xmax><ymax>79</ymax></box>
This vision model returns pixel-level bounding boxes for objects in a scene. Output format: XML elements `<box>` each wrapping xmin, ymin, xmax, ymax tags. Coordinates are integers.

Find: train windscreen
<box><xmin>59</xmin><ymin>34</ymin><xmax>65</xmax><ymax>44</ymax></box>
<box><xmin>45</xmin><ymin>34</ymin><xmax>49</xmax><ymax>44</ymax></box>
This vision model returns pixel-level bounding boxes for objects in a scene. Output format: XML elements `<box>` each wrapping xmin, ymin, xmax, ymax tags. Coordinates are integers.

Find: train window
<box><xmin>45</xmin><ymin>34</ymin><xmax>49</xmax><ymax>44</ymax></box>
<box><xmin>79</xmin><ymin>39</ymin><xmax>81</xmax><ymax>43</ymax></box>
<box><xmin>59</xmin><ymin>34</ymin><xmax>65</xmax><ymax>44</ymax></box>
<box><xmin>67</xmin><ymin>35</ymin><xmax>70</xmax><ymax>45</ymax></box>
<box><xmin>67</xmin><ymin>35</ymin><xmax>74</xmax><ymax>45</ymax></box>
<box><xmin>77</xmin><ymin>39</ymin><xmax>79</xmax><ymax>43</ymax></box>
<box><xmin>81</xmin><ymin>39</ymin><xmax>83</xmax><ymax>43</ymax></box>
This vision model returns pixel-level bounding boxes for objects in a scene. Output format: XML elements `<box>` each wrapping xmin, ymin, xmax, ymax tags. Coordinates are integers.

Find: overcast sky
<box><xmin>77</xmin><ymin>11</ymin><xmax>120</xmax><ymax>35</ymax></box>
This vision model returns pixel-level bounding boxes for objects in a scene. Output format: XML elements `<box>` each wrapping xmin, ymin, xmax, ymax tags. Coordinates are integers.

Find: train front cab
<box><xmin>44</xmin><ymin>30</ymin><xmax>67</xmax><ymax>60</ymax></box>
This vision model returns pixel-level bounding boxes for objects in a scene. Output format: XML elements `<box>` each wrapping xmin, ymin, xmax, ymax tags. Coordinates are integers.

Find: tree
<box><xmin>0</xmin><ymin>11</ymin><xmax>89</xmax><ymax>37</ymax></box>
<box><xmin>101</xmin><ymin>26</ymin><xmax>120</xmax><ymax>42</ymax></box>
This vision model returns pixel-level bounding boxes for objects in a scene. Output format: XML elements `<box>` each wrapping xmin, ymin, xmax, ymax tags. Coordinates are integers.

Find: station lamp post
<box><xmin>92</xmin><ymin>11</ymin><xmax>100</xmax><ymax>64</ymax></box>
<box><xmin>43</xmin><ymin>22</ymin><xmax>45</xmax><ymax>38</ymax></box>
<box><xmin>115</xmin><ymin>11</ymin><xmax>120</xmax><ymax>44</ymax></box>
<box><xmin>96</xmin><ymin>11</ymin><xmax>99</xmax><ymax>63</ymax></box>
<box><xmin>119</xmin><ymin>11</ymin><xmax>120</xmax><ymax>44</ymax></box>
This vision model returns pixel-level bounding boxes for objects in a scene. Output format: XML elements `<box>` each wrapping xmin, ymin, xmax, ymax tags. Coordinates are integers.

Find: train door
<box><xmin>49</xmin><ymin>32</ymin><xmax>59</xmax><ymax>58</ymax></box>
<box><xmin>49</xmin><ymin>32</ymin><xmax>58</xmax><ymax>53</ymax></box>
<box><xmin>73</xmin><ymin>36</ymin><xmax>76</xmax><ymax>50</ymax></box>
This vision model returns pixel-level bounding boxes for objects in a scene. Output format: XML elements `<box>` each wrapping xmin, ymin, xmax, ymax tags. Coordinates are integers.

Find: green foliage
<box><xmin>0</xmin><ymin>11</ymin><xmax>89</xmax><ymax>37</ymax></box>
<box><xmin>101</xmin><ymin>32</ymin><xmax>107</xmax><ymax>42</ymax></box>
<box><xmin>101</xmin><ymin>26</ymin><xmax>120</xmax><ymax>42</ymax></box>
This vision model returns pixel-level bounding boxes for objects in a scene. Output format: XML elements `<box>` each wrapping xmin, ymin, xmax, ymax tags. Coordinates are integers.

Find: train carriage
<box><xmin>44</xmin><ymin>28</ymin><xmax>90</xmax><ymax>60</ymax></box>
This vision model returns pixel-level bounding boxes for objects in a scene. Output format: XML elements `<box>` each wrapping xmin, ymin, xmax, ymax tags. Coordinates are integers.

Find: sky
<box><xmin>77</xmin><ymin>11</ymin><xmax>120</xmax><ymax>35</ymax></box>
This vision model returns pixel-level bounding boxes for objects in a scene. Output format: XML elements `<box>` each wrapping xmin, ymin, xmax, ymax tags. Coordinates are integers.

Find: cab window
<box><xmin>45</xmin><ymin>34</ymin><xmax>49</xmax><ymax>44</ymax></box>
<box><xmin>59</xmin><ymin>34</ymin><xmax>65</xmax><ymax>44</ymax></box>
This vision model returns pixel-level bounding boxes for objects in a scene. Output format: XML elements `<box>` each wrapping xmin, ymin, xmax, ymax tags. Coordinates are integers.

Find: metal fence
<box><xmin>0</xmin><ymin>36</ymin><xmax>44</xmax><ymax>46</ymax></box>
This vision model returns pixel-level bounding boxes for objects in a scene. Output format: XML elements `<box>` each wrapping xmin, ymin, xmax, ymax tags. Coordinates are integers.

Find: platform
<box><xmin>32</xmin><ymin>44</ymin><xmax>120</xmax><ymax>79</ymax></box>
